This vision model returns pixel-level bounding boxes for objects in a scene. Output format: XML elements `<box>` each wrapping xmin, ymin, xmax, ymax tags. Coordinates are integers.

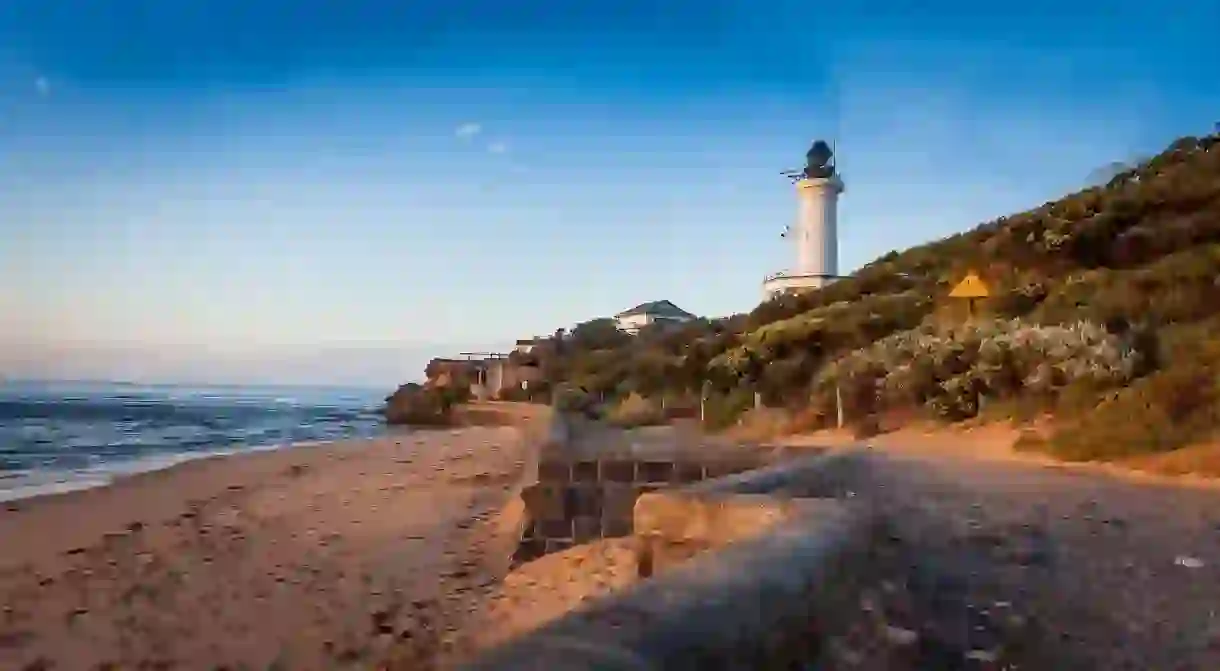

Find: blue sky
<box><xmin>2</xmin><ymin>1</ymin><xmax>1217</xmax><ymax>386</ymax></box>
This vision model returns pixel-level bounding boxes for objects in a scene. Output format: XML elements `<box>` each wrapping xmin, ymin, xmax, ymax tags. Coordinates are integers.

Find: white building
<box><xmin>613</xmin><ymin>300</ymin><xmax>697</xmax><ymax>335</ymax></box>
<box><xmin>763</xmin><ymin>140</ymin><xmax>844</xmax><ymax>300</ymax></box>
<box><xmin>513</xmin><ymin>338</ymin><xmax>545</xmax><ymax>355</ymax></box>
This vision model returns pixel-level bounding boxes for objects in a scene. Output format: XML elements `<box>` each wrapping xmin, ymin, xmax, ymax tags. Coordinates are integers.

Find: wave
<box><xmin>0</xmin><ymin>383</ymin><xmax>387</xmax><ymax>500</ymax></box>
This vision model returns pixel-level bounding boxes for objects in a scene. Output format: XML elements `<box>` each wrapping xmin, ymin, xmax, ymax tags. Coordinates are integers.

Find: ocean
<box><xmin>0</xmin><ymin>380</ymin><xmax>388</xmax><ymax>502</ymax></box>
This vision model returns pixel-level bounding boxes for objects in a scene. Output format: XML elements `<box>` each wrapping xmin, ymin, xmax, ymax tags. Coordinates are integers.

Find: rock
<box><xmin>884</xmin><ymin>625</ymin><xmax>920</xmax><ymax>647</ymax></box>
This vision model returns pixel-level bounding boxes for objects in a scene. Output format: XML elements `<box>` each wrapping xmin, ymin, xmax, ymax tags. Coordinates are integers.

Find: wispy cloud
<box><xmin>487</xmin><ymin>141</ymin><xmax>508</xmax><ymax>155</ymax></box>
<box><xmin>34</xmin><ymin>76</ymin><xmax>50</xmax><ymax>96</ymax></box>
<box><xmin>454</xmin><ymin>122</ymin><xmax>482</xmax><ymax>139</ymax></box>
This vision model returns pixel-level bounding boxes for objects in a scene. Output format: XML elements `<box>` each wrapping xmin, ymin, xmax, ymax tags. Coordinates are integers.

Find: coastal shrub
<box><xmin>814</xmin><ymin>318</ymin><xmax>1142</xmax><ymax>422</ymax></box>
<box><xmin>382</xmin><ymin>383</ymin><xmax>455</xmax><ymax>426</ymax></box>
<box><xmin>707</xmin><ymin>290</ymin><xmax>935</xmax><ymax>401</ymax></box>
<box><xmin>1040</xmin><ymin>363</ymin><xmax>1220</xmax><ymax>461</ymax></box>
<box><xmin>436</xmin><ymin>383</ymin><xmax>472</xmax><ymax>410</ymax></box>
<box><xmin>554</xmin><ymin>383</ymin><xmax>602</xmax><ymax>419</ymax></box>
<box><xmin>1029</xmin><ymin>320</ymin><xmax>1220</xmax><ymax>460</ymax></box>
<box><xmin>700</xmin><ymin>387</ymin><xmax>757</xmax><ymax>431</ymax></box>
<box><xmin>605</xmin><ymin>393</ymin><xmax>665</xmax><ymax>428</ymax></box>
<box><xmin>1031</xmin><ymin>245</ymin><xmax>1220</xmax><ymax>327</ymax></box>
<box><xmin>660</xmin><ymin>394</ymin><xmax>701</xmax><ymax>420</ymax></box>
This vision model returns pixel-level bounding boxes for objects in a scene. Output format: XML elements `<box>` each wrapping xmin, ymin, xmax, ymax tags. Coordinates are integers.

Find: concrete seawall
<box><xmin>466</xmin><ymin>449</ymin><xmax>883</xmax><ymax>670</ymax></box>
<box><xmin>464</xmin><ymin>500</ymin><xmax>874</xmax><ymax>670</ymax></box>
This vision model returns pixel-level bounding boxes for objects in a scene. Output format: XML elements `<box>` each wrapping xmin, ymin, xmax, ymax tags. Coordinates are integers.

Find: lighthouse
<box><xmin>763</xmin><ymin>140</ymin><xmax>844</xmax><ymax>300</ymax></box>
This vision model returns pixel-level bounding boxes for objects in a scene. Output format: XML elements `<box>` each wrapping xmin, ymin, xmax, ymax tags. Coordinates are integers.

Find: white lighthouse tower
<box><xmin>763</xmin><ymin>140</ymin><xmax>844</xmax><ymax>300</ymax></box>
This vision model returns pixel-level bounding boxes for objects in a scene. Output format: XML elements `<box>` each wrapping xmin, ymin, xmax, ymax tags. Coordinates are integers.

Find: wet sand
<box><xmin>0</xmin><ymin>410</ymin><xmax>538</xmax><ymax>670</ymax></box>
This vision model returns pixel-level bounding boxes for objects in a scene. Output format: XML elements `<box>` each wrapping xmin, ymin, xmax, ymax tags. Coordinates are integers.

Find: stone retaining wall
<box><xmin>513</xmin><ymin>454</ymin><xmax>764</xmax><ymax>563</ymax></box>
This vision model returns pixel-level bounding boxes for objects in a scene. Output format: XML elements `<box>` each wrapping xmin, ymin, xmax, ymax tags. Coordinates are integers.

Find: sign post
<box><xmin>949</xmin><ymin>270</ymin><xmax>993</xmax><ymax>414</ymax></box>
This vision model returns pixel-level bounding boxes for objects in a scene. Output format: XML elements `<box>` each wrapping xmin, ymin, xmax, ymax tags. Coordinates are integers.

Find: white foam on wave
<box><xmin>0</xmin><ymin>473</ymin><xmax>114</xmax><ymax>503</ymax></box>
<box><xmin>0</xmin><ymin>439</ymin><xmax>315</xmax><ymax>504</ymax></box>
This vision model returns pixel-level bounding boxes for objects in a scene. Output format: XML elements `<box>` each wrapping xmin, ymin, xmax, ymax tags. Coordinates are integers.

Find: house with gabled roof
<box><xmin>613</xmin><ymin>300</ymin><xmax>697</xmax><ymax>335</ymax></box>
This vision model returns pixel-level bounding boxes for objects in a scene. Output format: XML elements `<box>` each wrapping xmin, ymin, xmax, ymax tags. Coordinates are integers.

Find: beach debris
<box><xmin>1175</xmin><ymin>555</ymin><xmax>1206</xmax><ymax>569</ymax></box>
<box><xmin>965</xmin><ymin>648</ymin><xmax>1001</xmax><ymax>663</ymax></box>
<box><xmin>884</xmin><ymin>625</ymin><xmax>919</xmax><ymax>646</ymax></box>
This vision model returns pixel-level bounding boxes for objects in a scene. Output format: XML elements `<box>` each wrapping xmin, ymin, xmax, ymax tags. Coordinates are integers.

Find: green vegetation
<box><xmin>382</xmin><ymin>382</ymin><xmax>471</xmax><ymax>426</ymax></box>
<box><xmin>521</xmin><ymin>129</ymin><xmax>1220</xmax><ymax>461</ymax></box>
<box><xmin>814</xmin><ymin>317</ymin><xmax>1141</xmax><ymax>423</ymax></box>
<box><xmin>604</xmin><ymin>392</ymin><xmax>666</xmax><ymax>428</ymax></box>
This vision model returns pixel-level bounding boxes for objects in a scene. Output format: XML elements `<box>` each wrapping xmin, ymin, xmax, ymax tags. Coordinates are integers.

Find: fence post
<box><xmin>699</xmin><ymin>381</ymin><xmax>709</xmax><ymax>424</ymax></box>
<box><xmin>835</xmin><ymin>383</ymin><xmax>845</xmax><ymax>429</ymax></box>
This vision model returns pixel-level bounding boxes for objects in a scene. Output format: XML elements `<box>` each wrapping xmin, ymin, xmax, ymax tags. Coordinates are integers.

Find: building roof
<box><xmin>614</xmin><ymin>300</ymin><xmax>696</xmax><ymax>320</ymax></box>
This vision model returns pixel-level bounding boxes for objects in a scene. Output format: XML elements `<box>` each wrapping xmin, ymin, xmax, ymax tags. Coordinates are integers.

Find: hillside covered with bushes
<box><xmin>520</xmin><ymin>129</ymin><xmax>1220</xmax><ymax>462</ymax></box>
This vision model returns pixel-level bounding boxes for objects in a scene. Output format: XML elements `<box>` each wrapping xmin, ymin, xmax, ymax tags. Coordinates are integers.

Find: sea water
<box><xmin>0</xmin><ymin>380</ymin><xmax>387</xmax><ymax>502</ymax></box>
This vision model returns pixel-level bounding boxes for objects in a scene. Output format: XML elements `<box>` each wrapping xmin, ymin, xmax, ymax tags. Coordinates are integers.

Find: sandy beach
<box><xmin>0</xmin><ymin>405</ymin><xmax>540</xmax><ymax>670</ymax></box>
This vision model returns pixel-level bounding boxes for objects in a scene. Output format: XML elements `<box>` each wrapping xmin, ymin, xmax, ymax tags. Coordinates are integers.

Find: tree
<box><xmin>568</xmin><ymin>318</ymin><xmax>630</xmax><ymax>350</ymax></box>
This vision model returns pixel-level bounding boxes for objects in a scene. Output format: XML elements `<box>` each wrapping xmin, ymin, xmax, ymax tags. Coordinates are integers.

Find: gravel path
<box><xmin>829</xmin><ymin>449</ymin><xmax>1220</xmax><ymax>670</ymax></box>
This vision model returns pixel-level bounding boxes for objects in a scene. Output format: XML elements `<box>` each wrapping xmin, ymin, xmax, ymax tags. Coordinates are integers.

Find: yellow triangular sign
<box><xmin>949</xmin><ymin>271</ymin><xmax>991</xmax><ymax>299</ymax></box>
